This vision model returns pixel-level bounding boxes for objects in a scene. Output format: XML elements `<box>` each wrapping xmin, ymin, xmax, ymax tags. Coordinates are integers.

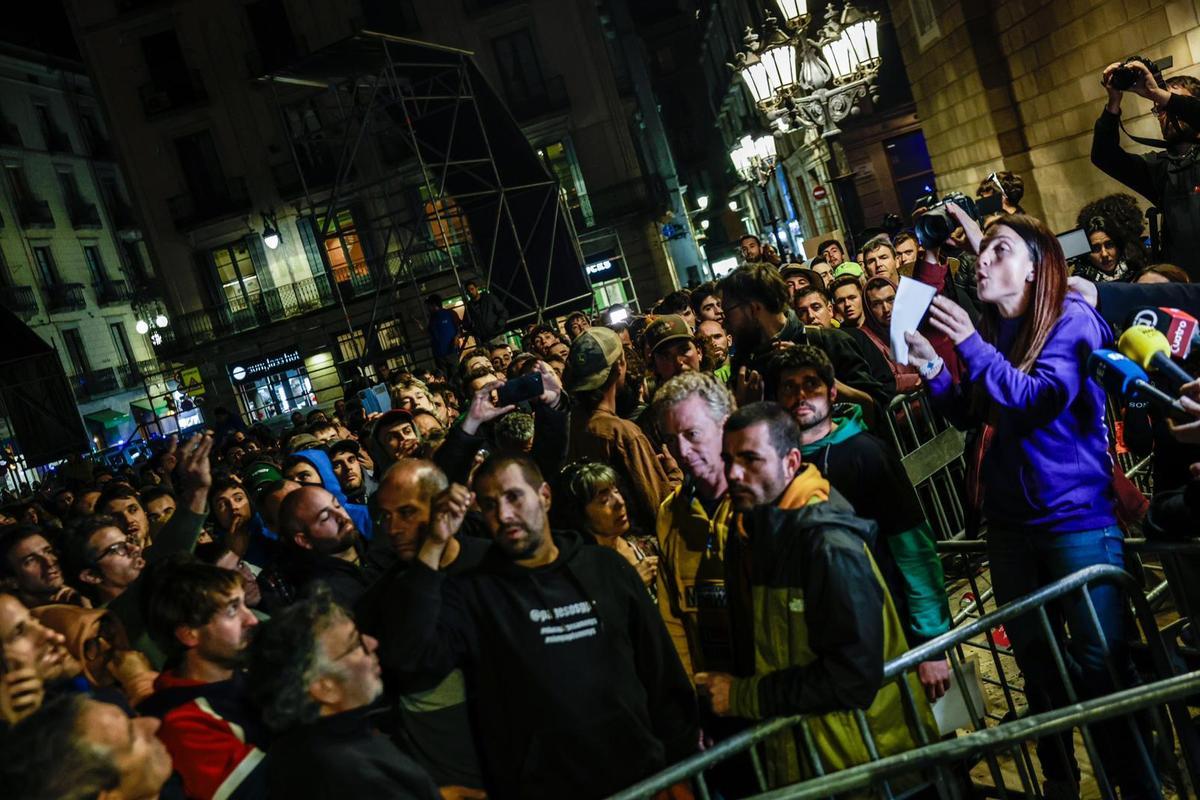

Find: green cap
<box><xmin>643</xmin><ymin>315</ymin><xmax>693</xmax><ymax>354</ymax></box>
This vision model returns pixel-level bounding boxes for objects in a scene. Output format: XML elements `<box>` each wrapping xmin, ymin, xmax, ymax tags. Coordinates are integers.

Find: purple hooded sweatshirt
<box><xmin>927</xmin><ymin>293</ymin><xmax>1117</xmax><ymax>533</ymax></box>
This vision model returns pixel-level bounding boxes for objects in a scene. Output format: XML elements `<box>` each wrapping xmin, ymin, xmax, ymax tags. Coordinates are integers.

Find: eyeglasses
<box><xmin>93</xmin><ymin>539</ymin><xmax>139</xmax><ymax>564</ymax></box>
<box><xmin>333</xmin><ymin>629</ymin><xmax>369</xmax><ymax>661</ymax></box>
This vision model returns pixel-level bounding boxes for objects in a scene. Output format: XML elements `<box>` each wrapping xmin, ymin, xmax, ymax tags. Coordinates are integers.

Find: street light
<box><xmin>697</xmin><ymin>195</ymin><xmax>709</xmax><ymax>210</ymax></box>
<box><xmin>731</xmin><ymin>1</ymin><xmax>882</xmax><ymax>138</ymax></box>
<box><xmin>135</xmin><ymin>319</ymin><xmax>150</xmax><ymax>335</ymax></box>
<box><xmin>155</xmin><ymin>313</ymin><xmax>169</xmax><ymax>329</ymax></box>
<box><xmin>261</xmin><ymin>210</ymin><xmax>281</xmax><ymax>250</ymax></box>
<box><xmin>729</xmin><ymin>132</ymin><xmax>783</xmax><ymax>249</ymax></box>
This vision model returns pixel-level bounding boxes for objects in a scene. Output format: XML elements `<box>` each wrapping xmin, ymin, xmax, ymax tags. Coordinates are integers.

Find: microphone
<box><xmin>1125</xmin><ymin>306</ymin><xmax>1200</xmax><ymax>359</ymax></box>
<box><xmin>1088</xmin><ymin>349</ymin><xmax>1187</xmax><ymax>418</ymax></box>
<box><xmin>1117</xmin><ymin>326</ymin><xmax>1195</xmax><ymax>390</ymax></box>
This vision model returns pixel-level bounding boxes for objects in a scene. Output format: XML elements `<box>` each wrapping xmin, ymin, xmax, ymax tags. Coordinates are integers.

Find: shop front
<box><xmin>228</xmin><ymin>348</ymin><xmax>319</xmax><ymax>423</ymax></box>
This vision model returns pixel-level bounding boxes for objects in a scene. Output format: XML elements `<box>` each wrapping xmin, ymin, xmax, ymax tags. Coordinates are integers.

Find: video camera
<box><xmin>914</xmin><ymin>191</ymin><xmax>1002</xmax><ymax>249</ymax></box>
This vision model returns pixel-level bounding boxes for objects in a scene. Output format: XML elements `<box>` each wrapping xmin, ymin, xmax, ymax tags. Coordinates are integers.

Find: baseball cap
<box><xmin>779</xmin><ymin>263</ymin><xmax>807</xmax><ymax>279</ymax></box>
<box><xmin>244</xmin><ymin>460</ymin><xmax>284</xmax><ymax>498</ymax></box>
<box><xmin>564</xmin><ymin>326</ymin><xmax>624</xmax><ymax>392</ymax></box>
<box><xmin>832</xmin><ymin>261</ymin><xmax>865</xmax><ymax>280</ymax></box>
<box><xmin>286</xmin><ymin>433</ymin><xmax>323</xmax><ymax>454</ymax></box>
<box><xmin>327</xmin><ymin>439</ymin><xmax>361</xmax><ymax>458</ymax></box>
<box><xmin>643</xmin><ymin>315</ymin><xmax>693</xmax><ymax>354</ymax></box>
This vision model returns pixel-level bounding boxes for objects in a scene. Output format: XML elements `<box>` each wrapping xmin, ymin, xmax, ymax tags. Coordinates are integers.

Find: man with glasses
<box><xmin>140</xmin><ymin>559</ymin><xmax>267</xmax><ymax>800</ymax></box>
<box><xmin>718</xmin><ymin>264</ymin><xmax>892</xmax><ymax>410</ymax></box>
<box><xmin>61</xmin><ymin>433</ymin><xmax>214</xmax><ymax>668</ymax></box>
<box><xmin>247</xmin><ymin>585</ymin><xmax>440</xmax><ymax>798</ymax></box>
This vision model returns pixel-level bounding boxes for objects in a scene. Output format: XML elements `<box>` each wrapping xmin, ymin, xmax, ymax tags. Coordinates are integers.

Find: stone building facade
<box><xmin>889</xmin><ymin>0</ymin><xmax>1200</xmax><ymax>232</ymax></box>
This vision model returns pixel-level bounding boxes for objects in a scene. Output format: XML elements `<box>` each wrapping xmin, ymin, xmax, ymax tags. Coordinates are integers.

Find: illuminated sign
<box><xmin>228</xmin><ymin>348</ymin><xmax>303</xmax><ymax>383</ymax></box>
<box><xmin>583</xmin><ymin>251</ymin><xmax>620</xmax><ymax>283</ymax></box>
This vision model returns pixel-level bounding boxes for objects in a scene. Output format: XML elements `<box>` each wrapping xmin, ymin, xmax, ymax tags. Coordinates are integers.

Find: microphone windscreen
<box><xmin>1118</xmin><ymin>325</ymin><xmax>1172</xmax><ymax>370</ymax></box>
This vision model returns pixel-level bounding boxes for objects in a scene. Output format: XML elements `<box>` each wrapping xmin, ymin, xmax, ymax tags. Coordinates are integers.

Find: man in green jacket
<box><xmin>695</xmin><ymin>403</ymin><xmax>934</xmax><ymax>788</ymax></box>
<box><xmin>767</xmin><ymin>344</ymin><xmax>953</xmax><ymax>701</ymax></box>
<box><xmin>62</xmin><ymin>433</ymin><xmax>213</xmax><ymax>668</ymax></box>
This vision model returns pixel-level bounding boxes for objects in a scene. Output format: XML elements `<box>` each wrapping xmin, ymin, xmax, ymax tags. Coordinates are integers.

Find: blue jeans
<box><xmin>988</xmin><ymin>526</ymin><xmax>1160</xmax><ymax>797</ymax></box>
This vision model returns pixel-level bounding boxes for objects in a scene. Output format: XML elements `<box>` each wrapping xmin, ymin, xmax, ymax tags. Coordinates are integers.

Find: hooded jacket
<box><xmin>389</xmin><ymin>530</ymin><xmax>698</xmax><ymax>799</ymax></box>
<box><xmin>292</xmin><ymin>448</ymin><xmax>375</xmax><ymax>540</ymax></box>
<box><xmin>726</xmin><ymin>466</ymin><xmax>935</xmax><ymax>787</ymax></box>
<box><xmin>927</xmin><ymin>293</ymin><xmax>1116</xmax><ymax>532</ymax></box>
<box><xmin>800</xmin><ymin>407</ymin><xmax>951</xmax><ymax>646</ymax></box>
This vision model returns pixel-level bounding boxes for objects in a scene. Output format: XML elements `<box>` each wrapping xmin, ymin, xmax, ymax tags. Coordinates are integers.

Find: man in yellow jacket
<box><xmin>696</xmin><ymin>402</ymin><xmax>935</xmax><ymax>789</ymax></box>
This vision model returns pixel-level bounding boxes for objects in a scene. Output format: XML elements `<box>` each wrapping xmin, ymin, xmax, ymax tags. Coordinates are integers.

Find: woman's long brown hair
<box><xmin>977</xmin><ymin>214</ymin><xmax>1068</xmax><ymax>373</ymax></box>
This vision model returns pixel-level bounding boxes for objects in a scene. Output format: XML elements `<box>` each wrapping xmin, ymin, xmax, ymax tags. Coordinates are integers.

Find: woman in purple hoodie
<box><xmin>904</xmin><ymin>215</ymin><xmax>1157</xmax><ymax>798</ymax></box>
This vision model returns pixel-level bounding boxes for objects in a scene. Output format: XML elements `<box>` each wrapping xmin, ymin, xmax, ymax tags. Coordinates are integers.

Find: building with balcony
<box><xmin>62</xmin><ymin>0</ymin><xmax>701</xmax><ymax>426</ymax></box>
<box><xmin>0</xmin><ymin>43</ymin><xmax>160</xmax><ymax>455</ymax></box>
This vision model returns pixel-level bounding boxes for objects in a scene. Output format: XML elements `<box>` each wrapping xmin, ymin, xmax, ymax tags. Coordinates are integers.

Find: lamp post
<box><xmin>730</xmin><ymin>133</ymin><xmax>786</xmax><ymax>253</ymax></box>
<box><xmin>733</xmin><ymin>2</ymin><xmax>882</xmax><ymax>139</ymax></box>
<box><xmin>730</xmin><ymin>2</ymin><xmax>883</xmax><ymax>238</ymax></box>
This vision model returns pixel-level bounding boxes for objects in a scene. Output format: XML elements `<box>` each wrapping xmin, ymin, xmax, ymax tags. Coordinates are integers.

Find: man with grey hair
<box><xmin>247</xmin><ymin>586</ymin><xmax>440</xmax><ymax>798</ymax></box>
<box><xmin>862</xmin><ymin>236</ymin><xmax>900</xmax><ymax>284</ymax></box>
<box><xmin>356</xmin><ymin>459</ymin><xmax>489</xmax><ymax>792</ymax></box>
<box><xmin>651</xmin><ymin>371</ymin><xmax>736</xmax><ymax>678</ymax></box>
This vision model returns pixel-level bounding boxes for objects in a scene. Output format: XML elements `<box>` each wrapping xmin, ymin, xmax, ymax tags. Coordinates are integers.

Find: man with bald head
<box><xmin>355</xmin><ymin>459</ymin><xmax>489</xmax><ymax>792</ymax></box>
<box><xmin>272</xmin><ymin>484</ymin><xmax>390</xmax><ymax>607</ymax></box>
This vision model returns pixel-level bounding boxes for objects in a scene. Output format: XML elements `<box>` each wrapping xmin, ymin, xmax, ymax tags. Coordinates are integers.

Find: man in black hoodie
<box><xmin>391</xmin><ymin>452</ymin><xmax>698</xmax><ymax>799</ymax></box>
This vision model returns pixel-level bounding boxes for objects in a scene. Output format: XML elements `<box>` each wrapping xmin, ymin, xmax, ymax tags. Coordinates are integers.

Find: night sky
<box><xmin>3</xmin><ymin>0</ymin><xmax>81</xmax><ymax>62</ymax></box>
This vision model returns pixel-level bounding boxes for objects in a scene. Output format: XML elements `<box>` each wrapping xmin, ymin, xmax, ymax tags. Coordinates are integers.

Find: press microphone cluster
<box><xmin>1087</xmin><ymin>349</ymin><xmax>1187</xmax><ymax>419</ymax></box>
<box><xmin>1117</xmin><ymin>325</ymin><xmax>1195</xmax><ymax>390</ymax></box>
<box><xmin>1125</xmin><ymin>306</ymin><xmax>1200</xmax><ymax>358</ymax></box>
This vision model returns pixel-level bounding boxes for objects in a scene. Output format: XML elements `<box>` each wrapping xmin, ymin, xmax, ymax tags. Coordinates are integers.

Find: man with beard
<box><xmin>140</xmin><ymin>559</ymin><xmax>268</xmax><ymax>799</ymax></box>
<box><xmin>247</xmin><ymin>587</ymin><xmax>440</xmax><ymax>799</ymax></box>
<box><xmin>565</xmin><ymin>326</ymin><xmax>680</xmax><ymax>531</ymax></box>
<box><xmin>355</xmin><ymin>459</ymin><xmax>488</xmax><ymax>793</ymax></box>
<box><xmin>738</xmin><ymin>233</ymin><xmax>761</xmax><ymax>265</ymax></box>
<box><xmin>0</xmin><ymin>525</ymin><xmax>87</xmax><ymax>608</ymax></box>
<box><xmin>1093</xmin><ymin>59</ymin><xmax>1200</xmax><ymax>278</ymax></box>
<box><xmin>274</xmin><ymin>485</ymin><xmax>389</xmax><ymax>607</ymax></box>
<box><xmin>767</xmin><ymin>346</ymin><xmax>951</xmax><ymax>701</ymax></box>
<box><xmin>719</xmin><ymin>264</ymin><xmax>893</xmax><ymax>410</ymax></box>
<box><xmin>389</xmin><ymin>453</ymin><xmax>698</xmax><ymax>799</ymax></box>
<box><xmin>329</xmin><ymin>439</ymin><xmax>376</xmax><ymax>504</ymax></box>
<box><xmin>694</xmin><ymin>403</ymin><xmax>934</xmax><ymax>788</ymax></box>
<box><xmin>697</xmin><ymin>319</ymin><xmax>732</xmax><ymax>383</ymax></box>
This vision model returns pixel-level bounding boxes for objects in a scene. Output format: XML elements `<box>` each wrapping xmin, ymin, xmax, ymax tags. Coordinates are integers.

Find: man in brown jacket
<box><xmin>564</xmin><ymin>326</ymin><xmax>680</xmax><ymax>531</ymax></box>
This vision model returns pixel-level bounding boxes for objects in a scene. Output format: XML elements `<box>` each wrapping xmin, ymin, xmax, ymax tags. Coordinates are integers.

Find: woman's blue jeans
<box><xmin>988</xmin><ymin>525</ymin><xmax>1160</xmax><ymax>797</ymax></box>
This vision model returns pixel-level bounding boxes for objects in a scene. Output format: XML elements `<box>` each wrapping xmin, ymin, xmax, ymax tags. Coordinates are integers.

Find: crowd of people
<box><xmin>1</xmin><ymin>57</ymin><xmax>1199</xmax><ymax>800</ymax></box>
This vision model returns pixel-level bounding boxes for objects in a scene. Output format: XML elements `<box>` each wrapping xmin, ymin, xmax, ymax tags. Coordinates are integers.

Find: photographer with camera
<box><xmin>1092</xmin><ymin>56</ymin><xmax>1200</xmax><ymax>279</ymax></box>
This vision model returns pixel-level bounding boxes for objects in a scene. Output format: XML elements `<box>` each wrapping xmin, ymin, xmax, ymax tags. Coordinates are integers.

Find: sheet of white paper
<box><xmin>890</xmin><ymin>276</ymin><xmax>937</xmax><ymax>366</ymax></box>
<box><xmin>932</xmin><ymin>657</ymin><xmax>987</xmax><ymax>735</ymax></box>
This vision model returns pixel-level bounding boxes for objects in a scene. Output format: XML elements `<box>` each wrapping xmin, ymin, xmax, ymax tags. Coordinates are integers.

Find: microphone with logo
<box><xmin>1125</xmin><ymin>306</ymin><xmax>1200</xmax><ymax>359</ymax></box>
<box><xmin>1087</xmin><ymin>349</ymin><xmax>1187</xmax><ymax>419</ymax></box>
<box><xmin>1117</xmin><ymin>326</ymin><xmax>1195</xmax><ymax>391</ymax></box>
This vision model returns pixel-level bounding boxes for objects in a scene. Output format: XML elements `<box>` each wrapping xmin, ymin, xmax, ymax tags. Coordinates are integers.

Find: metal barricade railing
<box><xmin>609</xmin><ymin>565</ymin><xmax>1200</xmax><ymax>800</ymax></box>
<box><xmin>882</xmin><ymin>391</ymin><xmax>970</xmax><ymax>543</ymax></box>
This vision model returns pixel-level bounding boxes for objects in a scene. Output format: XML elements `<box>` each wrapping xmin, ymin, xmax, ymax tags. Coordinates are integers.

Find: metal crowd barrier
<box><xmin>608</xmin><ymin>565</ymin><xmax>1200</xmax><ymax>800</ymax></box>
<box><xmin>882</xmin><ymin>391</ymin><xmax>970</xmax><ymax>543</ymax></box>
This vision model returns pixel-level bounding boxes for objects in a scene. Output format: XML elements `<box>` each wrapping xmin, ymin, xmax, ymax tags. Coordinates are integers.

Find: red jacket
<box><xmin>140</xmin><ymin>670</ymin><xmax>269</xmax><ymax>799</ymax></box>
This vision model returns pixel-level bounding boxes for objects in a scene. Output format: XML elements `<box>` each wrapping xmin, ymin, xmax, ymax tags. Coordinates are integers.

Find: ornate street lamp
<box><xmin>732</xmin><ymin>1</ymin><xmax>883</xmax><ymax>138</ymax></box>
<box><xmin>729</xmin><ymin>133</ymin><xmax>777</xmax><ymax>186</ymax></box>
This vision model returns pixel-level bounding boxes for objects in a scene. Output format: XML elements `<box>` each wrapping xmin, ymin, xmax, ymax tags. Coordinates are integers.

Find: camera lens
<box><xmin>914</xmin><ymin>209</ymin><xmax>953</xmax><ymax>249</ymax></box>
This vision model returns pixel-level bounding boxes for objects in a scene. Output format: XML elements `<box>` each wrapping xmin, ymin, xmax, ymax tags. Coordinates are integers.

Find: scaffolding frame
<box><xmin>260</xmin><ymin>31</ymin><xmax>593</xmax><ymax>371</ymax></box>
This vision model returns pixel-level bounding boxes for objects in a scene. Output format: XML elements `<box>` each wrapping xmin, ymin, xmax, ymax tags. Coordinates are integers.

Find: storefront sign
<box><xmin>584</xmin><ymin>250</ymin><xmax>621</xmax><ymax>283</ymax></box>
<box><xmin>228</xmin><ymin>348</ymin><xmax>304</xmax><ymax>383</ymax></box>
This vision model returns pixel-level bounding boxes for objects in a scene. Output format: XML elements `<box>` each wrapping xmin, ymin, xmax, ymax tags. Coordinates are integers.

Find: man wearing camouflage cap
<box><xmin>564</xmin><ymin>326</ymin><xmax>680</xmax><ymax>530</ymax></box>
<box><xmin>645</xmin><ymin>314</ymin><xmax>702</xmax><ymax>384</ymax></box>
